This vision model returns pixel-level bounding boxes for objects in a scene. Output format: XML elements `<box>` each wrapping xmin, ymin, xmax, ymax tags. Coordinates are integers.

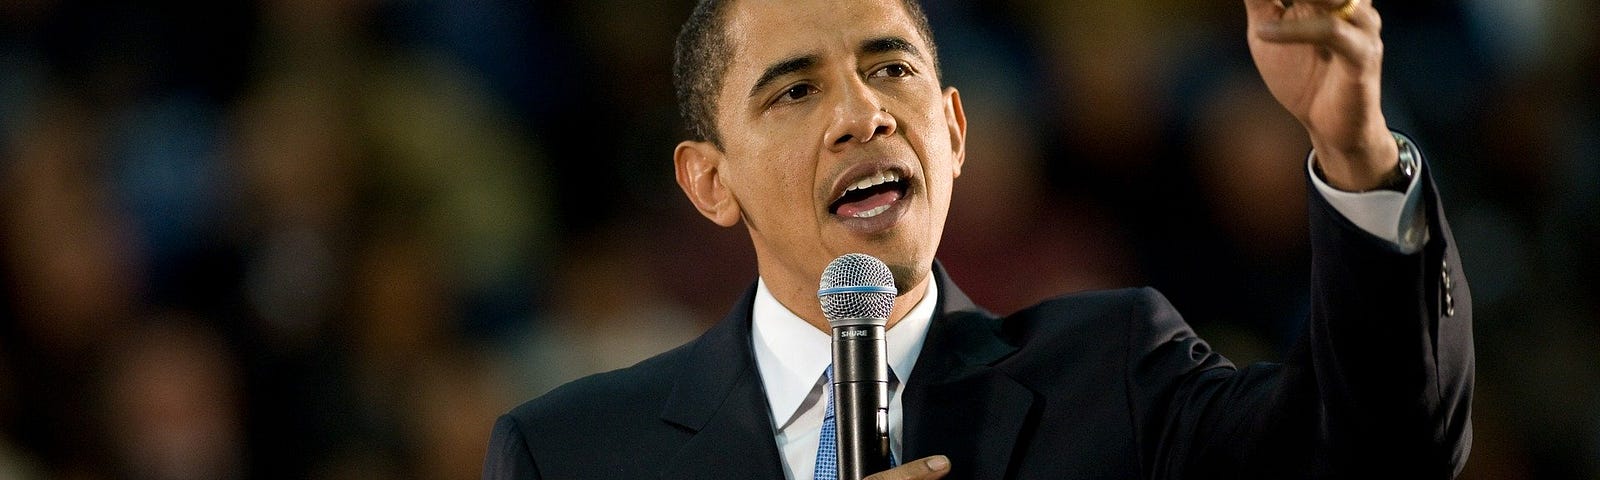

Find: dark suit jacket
<box><xmin>484</xmin><ymin>171</ymin><xmax>1473</xmax><ymax>479</ymax></box>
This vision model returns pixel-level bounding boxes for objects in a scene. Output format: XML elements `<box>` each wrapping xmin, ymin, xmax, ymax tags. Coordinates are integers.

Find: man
<box><xmin>485</xmin><ymin>0</ymin><xmax>1473</xmax><ymax>478</ymax></box>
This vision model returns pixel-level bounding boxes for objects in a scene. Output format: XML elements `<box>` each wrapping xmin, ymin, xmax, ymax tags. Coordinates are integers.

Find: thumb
<box><xmin>862</xmin><ymin>456</ymin><xmax>951</xmax><ymax>480</ymax></box>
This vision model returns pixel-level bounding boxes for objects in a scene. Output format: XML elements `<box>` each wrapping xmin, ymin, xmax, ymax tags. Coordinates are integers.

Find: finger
<box><xmin>862</xmin><ymin>456</ymin><xmax>951</xmax><ymax>480</ymax></box>
<box><xmin>1346</xmin><ymin>1</ymin><xmax>1382</xmax><ymax>32</ymax></box>
<box><xmin>1255</xmin><ymin>15</ymin><xmax>1379</xmax><ymax>65</ymax></box>
<box><xmin>1292</xmin><ymin>0</ymin><xmax>1349</xmax><ymax>7</ymax></box>
<box><xmin>1328</xmin><ymin>0</ymin><xmax>1384</xmax><ymax>32</ymax></box>
<box><xmin>1242</xmin><ymin>0</ymin><xmax>1285</xmax><ymax>24</ymax></box>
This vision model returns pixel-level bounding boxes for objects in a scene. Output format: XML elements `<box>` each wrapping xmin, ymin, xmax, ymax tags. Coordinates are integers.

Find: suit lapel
<box><xmin>658</xmin><ymin>284</ymin><xmax>786</xmax><ymax>479</ymax></box>
<box><xmin>654</xmin><ymin>267</ymin><xmax>1034</xmax><ymax>479</ymax></box>
<box><xmin>903</xmin><ymin>264</ymin><xmax>1034</xmax><ymax>480</ymax></box>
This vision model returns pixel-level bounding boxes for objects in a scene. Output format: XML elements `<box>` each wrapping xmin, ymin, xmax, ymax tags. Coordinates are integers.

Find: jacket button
<box><xmin>1445</xmin><ymin>292</ymin><xmax>1455</xmax><ymax>317</ymax></box>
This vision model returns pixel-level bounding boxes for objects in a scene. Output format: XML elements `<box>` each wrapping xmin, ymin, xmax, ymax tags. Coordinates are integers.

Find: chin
<box><xmin>885</xmin><ymin>261</ymin><xmax>932</xmax><ymax>296</ymax></box>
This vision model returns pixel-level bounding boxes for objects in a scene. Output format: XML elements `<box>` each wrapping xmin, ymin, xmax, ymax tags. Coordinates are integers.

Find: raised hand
<box><xmin>1244</xmin><ymin>0</ymin><xmax>1400</xmax><ymax>191</ymax></box>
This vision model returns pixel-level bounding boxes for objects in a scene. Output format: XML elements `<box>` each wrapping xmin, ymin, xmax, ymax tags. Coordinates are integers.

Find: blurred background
<box><xmin>0</xmin><ymin>0</ymin><xmax>1595</xmax><ymax>478</ymax></box>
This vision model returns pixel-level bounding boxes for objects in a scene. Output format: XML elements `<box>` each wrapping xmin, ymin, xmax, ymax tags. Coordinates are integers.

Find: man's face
<box><xmin>689</xmin><ymin>0</ymin><xmax>966</xmax><ymax>297</ymax></box>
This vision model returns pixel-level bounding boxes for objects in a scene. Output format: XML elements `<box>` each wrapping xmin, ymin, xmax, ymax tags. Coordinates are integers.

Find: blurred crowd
<box><xmin>0</xmin><ymin>0</ymin><xmax>1595</xmax><ymax>479</ymax></box>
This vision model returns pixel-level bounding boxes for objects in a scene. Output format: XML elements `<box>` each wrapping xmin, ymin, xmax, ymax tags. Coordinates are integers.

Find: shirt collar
<box><xmin>750</xmin><ymin>277</ymin><xmax>937</xmax><ymax>431</ymax></box>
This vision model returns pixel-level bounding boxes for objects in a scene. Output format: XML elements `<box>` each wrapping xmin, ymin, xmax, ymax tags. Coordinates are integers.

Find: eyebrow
<box><xmin>746</xmin><ymin>36</ymin><xmax>923</xmax><ymax>100</ymax></box>
<box><xmin>860</xmin><ymin>36</ymin><xmax>919</xmax><ymax>58</ymax></box>
<box><xmin>749</xmin><ymin>55</ymin><xmax>817</xmax><ymax>99</ymax></box>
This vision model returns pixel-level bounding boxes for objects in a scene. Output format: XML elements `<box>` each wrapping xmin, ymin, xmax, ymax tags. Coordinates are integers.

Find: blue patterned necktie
<box><xmin>814</xmin><ymin>365</ymin><xmax>838</xmax><ymax>480</ymax></box>
<box><xmin>815</xmin><ymin>365</ymin><xmax>900</xmax><ymax>480</ymax></box>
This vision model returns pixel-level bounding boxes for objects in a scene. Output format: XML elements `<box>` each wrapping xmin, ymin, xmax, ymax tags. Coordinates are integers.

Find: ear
<box><xmin>674</xmin><ymin>140</ymin><xmax>742</xmax><ymax>227</ymax></box>
<box><xmin>943</xmin><ymin>86</ymin><xmax>968</xmax><ymax>178</ymax></box>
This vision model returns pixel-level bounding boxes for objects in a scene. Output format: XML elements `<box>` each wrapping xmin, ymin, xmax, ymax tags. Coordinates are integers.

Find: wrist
<box><xmin>1311</xmin><ymin>129</ymin><xmax>1402</xmax><ymax>191</ymax></box>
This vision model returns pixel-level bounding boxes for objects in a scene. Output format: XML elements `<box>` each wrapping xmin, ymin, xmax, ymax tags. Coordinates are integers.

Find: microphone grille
<box><xmin>818</xmin><ymin>253</ymin><xmax>897</xmax><ymax>323</ymax></box>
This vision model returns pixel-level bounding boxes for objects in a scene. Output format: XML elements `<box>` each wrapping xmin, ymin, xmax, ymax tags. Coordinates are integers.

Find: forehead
<box><xmin>719</xmin><ymin>0</ymin><xmax>926</xmax><ymax>83</ymax></box>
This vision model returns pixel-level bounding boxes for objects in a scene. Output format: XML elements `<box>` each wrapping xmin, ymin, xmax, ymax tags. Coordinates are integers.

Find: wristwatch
<box><xmin>1376</xmin><ymin>132</ymin><xmax>1420</xmax><ymax>192</ymax></box>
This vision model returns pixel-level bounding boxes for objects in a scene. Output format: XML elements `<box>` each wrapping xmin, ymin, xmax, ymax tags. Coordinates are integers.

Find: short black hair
<box><xmin>672</xmin><ymin>0</ymin><xmax>940</xmax><ymax>147</ymax></box>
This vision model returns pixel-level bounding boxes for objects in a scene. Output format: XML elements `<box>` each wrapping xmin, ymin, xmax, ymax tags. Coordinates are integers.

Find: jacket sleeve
<box><xmin>483</xmin><ymin>414</ymin><xmax>542</xmax><ymax>480</ymax></box>
<box><xmin>1300</xmin><ymin>160</ymin><xmax>1474</xmax><ymax>477</ymax></box>
<box><xmin>1129</xmin><ymin>162</ymin><xmax>1474</xmax><ymax>479</ymax></box>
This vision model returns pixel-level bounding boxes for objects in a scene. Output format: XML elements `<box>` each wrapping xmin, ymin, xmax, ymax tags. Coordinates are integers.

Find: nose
<box><xmin>824</xmin><ymin>78</ymin><xmax>896</xmax><ymax>152</ymax></box>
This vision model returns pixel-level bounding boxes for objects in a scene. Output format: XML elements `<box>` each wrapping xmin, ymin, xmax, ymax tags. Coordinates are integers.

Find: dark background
<box><xmin>1</xmin><ymin>0</ymin><xmax>1595</xmax><ymax>478</ymax></box>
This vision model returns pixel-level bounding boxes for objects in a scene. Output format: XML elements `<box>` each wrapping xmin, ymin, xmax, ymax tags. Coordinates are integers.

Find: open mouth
<box><xmin>829</xmin><ymin>170</ymin><xmax>910</xmax><ymax>219</ymax></box>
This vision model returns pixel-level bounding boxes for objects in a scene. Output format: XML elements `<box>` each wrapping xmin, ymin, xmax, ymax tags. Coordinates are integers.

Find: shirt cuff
<box><xmin>1306</xmin><ymin>133</ymin><xmax>1429</xmax><ymax>254</ymax></box>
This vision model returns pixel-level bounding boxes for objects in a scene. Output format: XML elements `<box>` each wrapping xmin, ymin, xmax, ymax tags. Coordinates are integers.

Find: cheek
<box><xmin>894</xmin><ymin>90</ymin><xmax>951</xmax><ymax>147</ymax></box>
<box><xmin>725</xmin><ymin>148</ymin><xmax>816</xmax><ymax>214</ymax></box>
<box><xmin>755</xmin><ymin>148</ymin><xmax>815</xmax><ymax>194</ymax></box>
<box><xmin>906</xmin><ymin>105</ymin><xmax>956</xmax><ymax>174</ymax></box>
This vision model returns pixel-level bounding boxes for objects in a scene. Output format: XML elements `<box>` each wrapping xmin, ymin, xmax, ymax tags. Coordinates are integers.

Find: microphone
<box><xmin>818</xmin><ymin>253</ymin><xmax>896</xmax><ymax>479</ymax></box>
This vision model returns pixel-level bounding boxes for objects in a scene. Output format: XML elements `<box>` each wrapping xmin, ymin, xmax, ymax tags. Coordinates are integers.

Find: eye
<box><xmin>774</xmin><ymin>83</ymin><xmax>818</xmax><ymax>105</ymax></box>
<box><xmin>869</xmin><ymin>62</ymin><xmax>914</xmax><ymax>79</ymax></box>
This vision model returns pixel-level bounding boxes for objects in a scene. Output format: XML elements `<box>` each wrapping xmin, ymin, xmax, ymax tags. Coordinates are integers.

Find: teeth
<box><xmin>850</xmin><ymin>177</ymin><xmax>872</xmax><ymax>192</ymax></box>
<box><xmin>845</xmin><ymin>171</ymin><xmax>901</xmax><ymax>193</ymax></box>
<box><xmin>853</xmin><ymin>204</ymin><xmax>892</xmax><ymax>218</ymax></box>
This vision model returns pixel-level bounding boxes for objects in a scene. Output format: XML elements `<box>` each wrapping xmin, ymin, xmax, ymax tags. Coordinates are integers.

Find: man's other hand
<box><xmin>863</xmin><ymin>455</ymin><xmax>951</xmax><ymax>480</ymax></box>
<box><xmin>1244</xmin><ymin>0</ymin><xmax>1400</xmax><ymax>191</ymax></box>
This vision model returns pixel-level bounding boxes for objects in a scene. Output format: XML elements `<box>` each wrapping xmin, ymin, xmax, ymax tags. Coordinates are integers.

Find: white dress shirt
<box><xmin>749</xmin><ymin>148</ymin><xmax>1427</xmax><ymax>479</ymax></box>
<box><xmin>752</xmin><ymin>278</ymin><xmax>936</xmax><ymax>480</ymax></box>
<box><xmin>1307</xmin><ymin>136</ymin><xmax>1430</xmax><ymax>254</ymax></box>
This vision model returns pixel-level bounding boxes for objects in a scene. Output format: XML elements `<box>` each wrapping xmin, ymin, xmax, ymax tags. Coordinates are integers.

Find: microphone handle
<box><xmin>832</xmin><ymin>322</ymin><xmax>892</xmax><ymax>480</ymax></box>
